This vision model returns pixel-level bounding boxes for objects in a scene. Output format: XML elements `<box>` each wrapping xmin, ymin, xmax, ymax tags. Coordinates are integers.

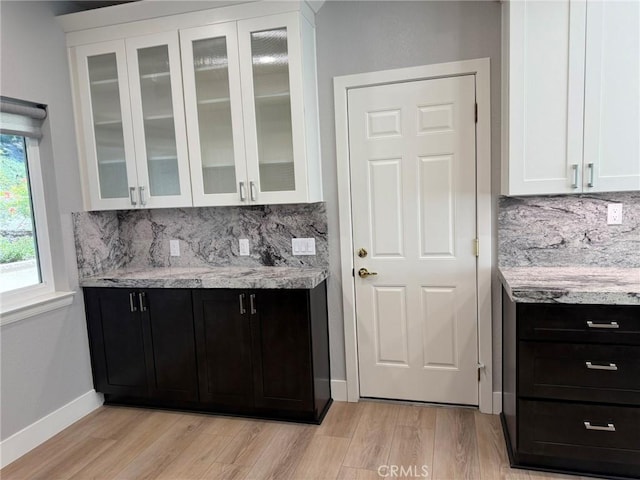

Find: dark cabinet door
<box><xmin>84</xmin><ymin>288</ymin><xmax>149</xmax><ymax>397</ymax></box>
<box><xmin>141</xmin><ymin>289</ymin><xmax>198</xmax><ymax>402</ymax></box>
<box><xmin>250</xmin><ymin>289</ymin><xmax>313</xmax><ymax>412</ymax></box>
<box><xmin>193</xmin><ymin>289</ymin><xmax>254</xmax><ymax>407</ymax></box>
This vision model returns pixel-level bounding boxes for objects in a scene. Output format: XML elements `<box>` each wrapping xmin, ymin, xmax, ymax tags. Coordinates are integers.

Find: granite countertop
<box><xmin>498</xmin><ymin>266</ymin><xmax>640</xmax><ymax>305</ymax></box>
<box><xmin>80</xmin><ymin>266</ymin><xmax>328</xmax><ymax>290</ymax></box>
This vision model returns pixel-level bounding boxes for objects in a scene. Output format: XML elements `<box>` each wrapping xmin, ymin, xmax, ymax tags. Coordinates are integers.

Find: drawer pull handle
<box><xmin>584</xmin><ymin>421</ymin><xmax>616</xmax><ymax>432</ymax></box>
<box><xmin>586</xmin><ymin>321</ymin><xmax>619</xmax><ymax>329</ymax></box>
<box><xmin>586</xmin><ymin>361</ymin><xmax>617</xmax><ymax>371</ymax></box>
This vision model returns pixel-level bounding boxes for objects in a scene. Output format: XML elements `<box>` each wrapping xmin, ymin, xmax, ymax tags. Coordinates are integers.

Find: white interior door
<box><xmin>348</xmin><ymin>75</ymin><xmax>478</xmax><ymax>406</ymax></box>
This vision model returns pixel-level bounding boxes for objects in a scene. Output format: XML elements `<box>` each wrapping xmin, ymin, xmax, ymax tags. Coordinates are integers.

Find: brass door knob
<box><xmin>357</xmin><ymin>248</ymin><xmax>368</xmax><ymax>258</ymax></box>
<box><xmin>358</xmin><ymin>268</ymin><xmax>378</xmax><ymax>278</ymax></box>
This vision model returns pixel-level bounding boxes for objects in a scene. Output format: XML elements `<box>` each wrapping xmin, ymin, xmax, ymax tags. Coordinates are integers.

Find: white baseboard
<box><xmin>331</xmin><ymin>379</ymin><xmax>348</xmax><ymax>401</ymax></box>
<box><xmin>493</xmin><ymin>391</ymin><xmax>502</xmax><ymax>414</ymax></box>
<box><xmin>0</xmin><ymin>390</ymin><xmax>103</xmax><ymax>468</ymax></box>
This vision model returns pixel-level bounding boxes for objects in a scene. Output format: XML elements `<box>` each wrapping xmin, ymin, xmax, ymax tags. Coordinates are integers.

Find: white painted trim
<box><xmin>0</xmin><ymin>291</ymin><xmax>75</xmax><ymax>327</ymax></box>
<box><xmin>331</xmin><ymin>379</ymin><xmax>348</xmax><ymax>402</ymax></box>
<box><xmin>61</xmin><ymin>2</ymin><xmax>305</xmax><ymax>47</ymax></box>
<box><xmin>493</xmin><ymin>392</ymin><xmax>502</xmax><ymax>415</ymax></box>
<box><xmin>333</xmin><ymin>58</ymin><xmax>493</xmax><ymax>413</ymax></box>
<box><xmin>0</xmin><ymin>390</ymin><xmax>103</xmax><ymax>468</ymax></box>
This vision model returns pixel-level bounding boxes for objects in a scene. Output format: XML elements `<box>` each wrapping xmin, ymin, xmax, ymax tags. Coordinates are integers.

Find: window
<box><xmin>0</xmin><ymin>98</ymin><xmax>62</xmax><ymax>317</ymax></box>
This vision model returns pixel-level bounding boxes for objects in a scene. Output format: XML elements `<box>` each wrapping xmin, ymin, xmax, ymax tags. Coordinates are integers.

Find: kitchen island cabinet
<box><xmin>83</xmin><ymin>274</ymin><xmax>331</xmax><ymax>423</ymax></box>
<box><xmin>500</xmin><ymin>267</ymin><xmax>640</xmax><ymax>479</ymax></box>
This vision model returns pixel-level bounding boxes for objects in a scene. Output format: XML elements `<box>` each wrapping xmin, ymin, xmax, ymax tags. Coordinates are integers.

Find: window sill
<box><xmin>0</xmin><ymin>291</ymin><xmax>76</xmax><ymax>327</ymax></box>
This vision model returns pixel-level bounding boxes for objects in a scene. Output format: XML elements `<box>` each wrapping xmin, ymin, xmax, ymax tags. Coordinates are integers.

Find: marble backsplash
<box><xmin>498</xmin><ymin>192</ymin><xmax>640</xmax><ymax>268</ymax></box>
<box><xmin>73</xmin><ymin>203</ymin><xmax>328</xmax><ymax>279</ymax></box>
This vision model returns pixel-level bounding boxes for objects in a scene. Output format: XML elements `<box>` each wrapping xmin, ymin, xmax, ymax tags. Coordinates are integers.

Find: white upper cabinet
<box><xmin>181</xmin><ymin>12</ymin><xmax>322</xmax><ymax>206</ymax></box>
<box><xmin>74</xmin><ymin>33</ymin><xmax>192</xmax><ymax>210</ymax></box>
<box><xmin>502</xmin><ymin>0</ymin><xmax>640</xmax><ymax>195</ymax></box>
<box><xmin>66</xmin><ymin>3</ymin><xmax>322</xmax><ymax>210</ymax></box>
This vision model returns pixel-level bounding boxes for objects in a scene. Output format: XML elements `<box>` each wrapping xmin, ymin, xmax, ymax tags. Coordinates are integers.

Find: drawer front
<box><xmin>519</xmin><ymin>400</ymin><xmax>640</xmax><ymax>464</ymax></box>
<box><xmin>519</xmin><ymin>342</ymin><xmax>640</xmax><ymax>404</ymax></box>
<box><xmin>518</xmin><ymin>303</ymin><xmax>640</xmax><ymax>344</ymax></box>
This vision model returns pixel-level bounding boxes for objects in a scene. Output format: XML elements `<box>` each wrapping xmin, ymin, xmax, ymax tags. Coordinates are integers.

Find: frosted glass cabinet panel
<box><xmin>250</xmin><ymin>28</ymin><xmax>295</xmax><ymax>193</ymax></box>
<box><xmin>87</xmin><ymin>53</ymin><xmax>129</xmax><ymax>199</ymax></box>
<box><xmin>181</xmin><ymin>22</ymin><xmax>248</xmax><ymax>206</ymax></box>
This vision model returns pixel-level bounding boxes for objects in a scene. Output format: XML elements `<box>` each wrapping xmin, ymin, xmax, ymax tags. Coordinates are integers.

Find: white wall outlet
<box><xmin>169</xmin><ymin>239</ymin><xmax>180</xmax><ymax>256</ymax></box>
<box><xmin>239</xmin><ymin>238</ymin><xmax>250</xmax><ymax>256</ymax></box>
<box><xmin>292</xmin><ymin>238</ymin><xmax>316</xmax><ymax>255</ymax></box>
<box><xmin>607</xmin><ymin>203</ymin><xmax>623</xmax><ymax>225</ymax></box>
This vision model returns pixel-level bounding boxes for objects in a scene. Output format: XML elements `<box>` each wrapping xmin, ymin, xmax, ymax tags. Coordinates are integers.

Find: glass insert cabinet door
<box><xmin>126</xmin><ymin>32</ymin><xmax>192</xmax><ymax>208</ymax></box>
<box><xmin>180</xmin><ymin>22</ymin><xmax>248</xmax><ymax>207</ymax></box>
<box><xmin>75</xmin><ymin>40</ymin><xmax>138</xmax><ymax>210</ymax></box>
<box><xmin>238</xmin><ymin>13</ymin><xmax>308</xmax><ymax>204</ymax></box>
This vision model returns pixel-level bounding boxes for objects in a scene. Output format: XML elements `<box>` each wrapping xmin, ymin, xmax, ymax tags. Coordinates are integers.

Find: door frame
<box><xmin>334</xmin><ymin>58</ymin><xmax>493</xmax><ymax>413</ymax></box>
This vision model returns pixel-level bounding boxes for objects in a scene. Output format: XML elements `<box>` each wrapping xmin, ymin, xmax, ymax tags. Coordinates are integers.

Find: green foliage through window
<box><xmin>1</xmin><ymin>134</ymin><xmax>36</xmax><ymax>264</ymax></box>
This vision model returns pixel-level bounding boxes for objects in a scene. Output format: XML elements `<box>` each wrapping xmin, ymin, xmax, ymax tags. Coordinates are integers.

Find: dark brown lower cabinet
<box><xmin>84</xmin><ymin>282</ymin><xmax>331</xmax><ymax>423</ymax></box>
<box><xmin>192</xmin><ymin>284</ymin><xmax>331</xmax><ymax>422</ymax></box>
<box><xmin>84</xmin><ymin>288</ymin><xmax>198</xmax><ymax>402</ymax></box>
<box><xmin>501</xmin><ymin>287</ymin><xmax>640</xmax><ymax>479</ymax></box>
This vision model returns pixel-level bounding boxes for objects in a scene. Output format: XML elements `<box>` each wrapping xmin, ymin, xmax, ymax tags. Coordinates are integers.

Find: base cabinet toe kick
<box><xmin>83</xmin><ymin>281</ymin><xmax>331</xmax><ymax>424</ymax></box>
<box><xmin>501</xmin><ymin>288</ymin><xmax>640</xmax><ymax>479</ymax></box>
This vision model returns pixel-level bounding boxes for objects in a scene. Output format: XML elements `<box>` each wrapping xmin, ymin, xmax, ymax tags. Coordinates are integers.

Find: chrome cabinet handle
<box><xmin>129</xmin><ymin>187</ymin><xmax>137</xmax><ymax>206</ymax></box>
<box><xmin>571</xmin><ymin>164</ymin><xmax>579</xmax><ymax>189</ymax></box>
<box><xmin>139</xmin><ymin>186</ymin><xmax>146</xmax><ymax>206</ymax></box>
<box><xmin>584</xmin><ymin>422</ymin><xmax>615</xmax><ymax>432</ymax></box>
<box><xmin>129</xmin><ymin>292</ymin><xmax>137</xmax><ymax>312</ymax></box>
<box><xmin>587</xmin><ymin>163</ymin><xmax>595</xmax><ymax>187</ymax></box>
<box><xmin>239</xmin><ymin>182</ymin><xmax>246</xmax><ymax>202</ymax></box>
<box><xmin>138</xmin><ymin>292</ymin><xmax>147</xmax><ymax>312</ymax></box>
<box><xmin>250</xmin><ymin>181</ymin><xmax>257</xmax><ymax>202</ymax></box>
<box><xmin>587</xmin><ymin>321</ymin><xmax>619</xmax><ymax>329</ymax></box>
<box><xmin>586</xmin><ymin>361</ymin><xmax>617</xmax><ymax>371</ymax></box>
<box><xmin>239</xmin><ymin>294</ymin><xmax>246</xmax><ymax>315</ymax></box>
<box><xmin>250</xmin><ymin>294</ymin><xmax>256</xmax><ymax>314</ymax></box>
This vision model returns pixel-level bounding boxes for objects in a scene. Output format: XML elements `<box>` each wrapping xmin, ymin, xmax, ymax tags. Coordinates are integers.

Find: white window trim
<box><xmin>0</xmin><ymin>137</ymin><xmax>75</xmax><ymax>324</ymax></box>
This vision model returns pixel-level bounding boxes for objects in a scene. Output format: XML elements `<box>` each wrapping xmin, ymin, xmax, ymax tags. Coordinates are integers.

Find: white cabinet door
<box><xmin>126</xmin><ymin>32</ymin><xmax>192</xmax><ymax>208</ymax></box>
<box><xmin>583</xmin><ymin>0</ymin><xmax>640</xmax><ymax>192</ymax></box>
<box><xmin>180</xmin><ymin>23</ymin><xmax>248</xmax><ymax>207</ymax></box>
<box><xmin>503</xmin><ymin>0</ymin><xmax>586</xmax><ymax>195</ymax></box>
<box><xmin>238</xmin><ymin>13</ymin><xmax>309</xmax><ymax>205</ymax></box>
<box><xmin>75</xmin><ymin>41</ymin><xmax>138</xmax><ymax>210</ymax></box>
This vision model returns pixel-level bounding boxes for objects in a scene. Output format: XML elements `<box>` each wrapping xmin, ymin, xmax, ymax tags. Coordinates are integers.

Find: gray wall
<box><xmin>315</xmin><ymin>1</ymin><xmax>502</xmax><ymax>386</ymax></box>
<box><xmin>0</xmin><ymin>1</ymin><xmax>94</xmax><ymax>440</ymax></box>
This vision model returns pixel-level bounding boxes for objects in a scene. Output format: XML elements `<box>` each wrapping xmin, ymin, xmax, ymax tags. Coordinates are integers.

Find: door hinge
<box><xmin>477</xmin><ymin>362</ymin><xmax>485</xmax><ymax>382</ymax></box>
<box><xmin>474</xmin><ymin>238</ymin><xmax>480</xmax><ymax>257</ymax></box>
<box><xmin>474</xmin><ymin>103</ymin><xmax>478</xmax><ymax>123</ymax></box>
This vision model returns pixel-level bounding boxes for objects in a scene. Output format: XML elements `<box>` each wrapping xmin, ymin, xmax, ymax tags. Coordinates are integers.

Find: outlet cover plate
<box><xmin>607</xmin><ymin>204</ymin><xmax>623</xmax><ymax>225</ymax></box>
<box><xmin>292</xmin><ymin>238</ymin><xmax>316</xmax><ymax>256</ymax></box>
<box><xmin>239</xmin><ymin>238</ymin><xmax>250</xmax><ymax>256</ymax></box>
<box><xmin>170</xmin><ymin>239</ymin><xmax>180</xmax><ymax>256</ymax></box>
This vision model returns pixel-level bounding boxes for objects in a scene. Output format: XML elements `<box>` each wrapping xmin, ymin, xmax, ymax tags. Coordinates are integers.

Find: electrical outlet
<box><xmin>169</xmin><ymin>239</ymin><xmax>180</xmax><ymax>256</ymax></box>
<box><xmin>239</xmin><ymin>238</ymin><xmax>250</xmax><ymax>256</ymax></box>
<box><xmin>607</xmin><ymin>203</ymin><xmax>623</xmax><ymax>225</ymax></box>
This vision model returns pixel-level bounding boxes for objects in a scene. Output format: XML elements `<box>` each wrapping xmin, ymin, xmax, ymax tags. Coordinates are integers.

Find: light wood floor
<box><xmin>1</xmin><ymin>401</ymin><xmax>603</xmax><ymax>480</ymax></box>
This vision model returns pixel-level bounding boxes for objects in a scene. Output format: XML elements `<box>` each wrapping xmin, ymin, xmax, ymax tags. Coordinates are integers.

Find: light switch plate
<box><xmin>170</xmin><ymin>239</ymin><xmax>180</xmax><ymax>256</ymax></box>
<box><xmin>607</xmin><ymin>203</ymin><xmax>623</xmax><ymax>225</ymax></box>
<box><xmin>292</xmin><ymin>238</ymin><xmax>316</xmax><ymax>256</ymax></box>
<box><xmin>239</xmin><ymin>238</ymin><xmax>250</xmax><ymax>256</ymax></box>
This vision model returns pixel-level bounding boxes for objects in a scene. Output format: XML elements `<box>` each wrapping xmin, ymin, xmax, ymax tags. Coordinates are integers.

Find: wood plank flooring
<box><xmin>1</xmin><ymin>401</ymin><xmax>603</xmax><ymax>480</ymax></box>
